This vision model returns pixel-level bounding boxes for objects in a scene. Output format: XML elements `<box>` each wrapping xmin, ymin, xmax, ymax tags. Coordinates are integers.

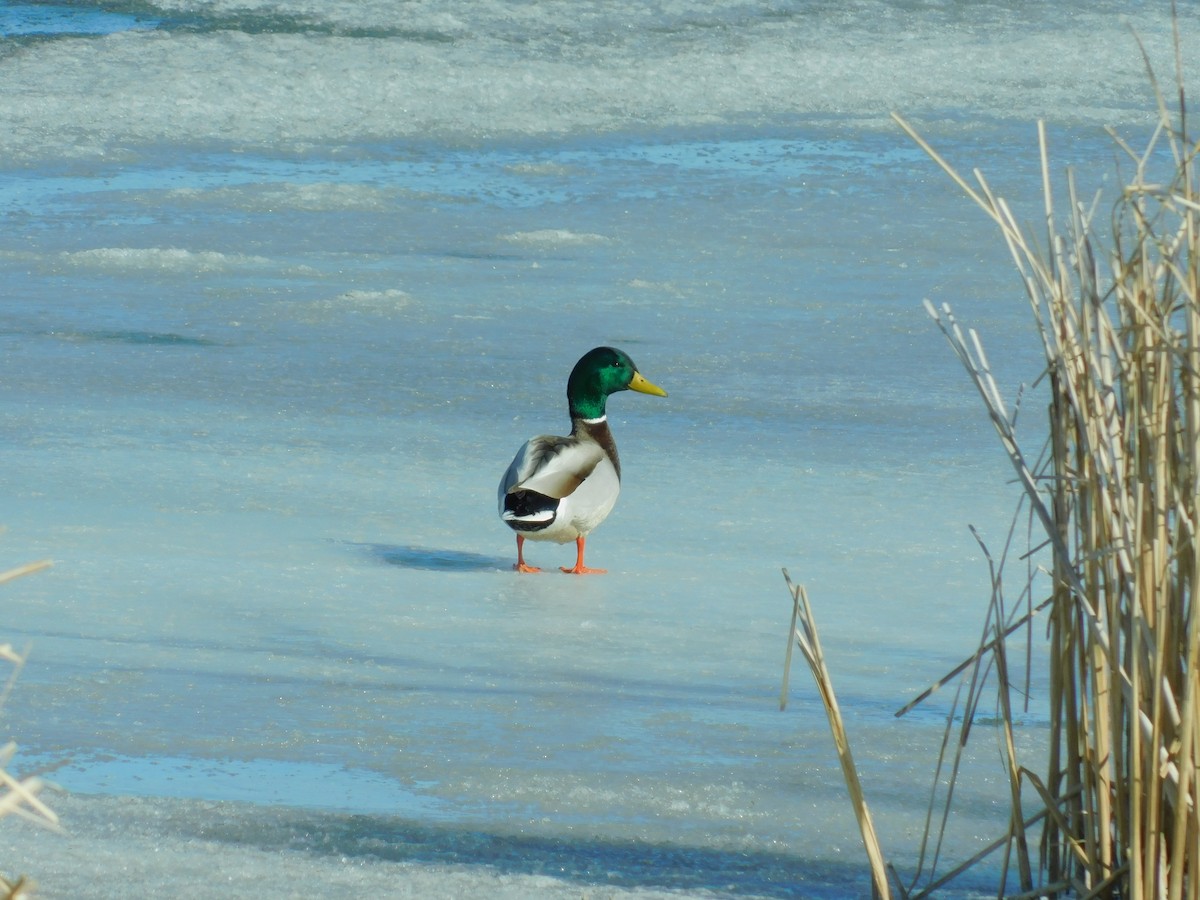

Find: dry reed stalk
<box><xmin>0</xmin><ymin>562</ymin><xmax>49</xmax><ymax>589</ymax></box>
<box><xmin>0</xmin><ymin>556</ymin><xmax>59</xmax><ymax>898</ymax></box>
<box><xmin>780</xmin><ymin>33</ymin><xmax>1195</xmax><ymax>897</ymax></box>
<box><xmin>889</xmin><ymin>42</ymin><xmax>1199</xmax><ymax>897</ymax></box>
<box><xmin>780</xmin><ymin>569</ymin><xmax>893</xmax><ymax>900</ymax></box>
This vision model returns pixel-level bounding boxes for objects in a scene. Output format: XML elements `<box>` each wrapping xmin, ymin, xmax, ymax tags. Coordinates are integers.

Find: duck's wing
<box><xmin>502</xmin><ymin>435</ymin><xmax>606</xmax><ymax>500</ymax></box>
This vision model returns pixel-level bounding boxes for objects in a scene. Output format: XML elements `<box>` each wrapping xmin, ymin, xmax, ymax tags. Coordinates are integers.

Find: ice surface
<box><xmin>0</xmin><ymin>1</ymin><xmax>1188</xmax><ymax>896</ymax></box>
<box><xmin>0</xmin><ymin>1</ymin><xmax>1196</xmax><ymax>160</ymax></box>
<box><xmin>0</xmin><ymin>123</ymin><xmax>1055</xmax><ymax>895</ymax></box>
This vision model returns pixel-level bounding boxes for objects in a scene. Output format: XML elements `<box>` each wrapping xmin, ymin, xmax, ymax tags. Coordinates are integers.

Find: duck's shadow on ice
<box><xmin>353</xmin><ymin>543</ymin><xmax>510</xmax><ymax>573</ymax></box>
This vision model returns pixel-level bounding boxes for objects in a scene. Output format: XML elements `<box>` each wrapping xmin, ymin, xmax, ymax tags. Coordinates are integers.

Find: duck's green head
<box><xmin>567</xmin><ymin>346</ymin><xmax>668</xmax><ymax>420</ymax></box>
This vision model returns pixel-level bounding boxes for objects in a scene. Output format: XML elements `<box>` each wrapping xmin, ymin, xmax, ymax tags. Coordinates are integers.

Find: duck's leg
<box><xmin>514</xmin><ymin>535</ymin><xmax>542</xmax><ymax>573</ymax></box>
<box><xmin>560</xmin><ymin>536</ymin><xmax>606</xmax><ymax>575</ymax></box>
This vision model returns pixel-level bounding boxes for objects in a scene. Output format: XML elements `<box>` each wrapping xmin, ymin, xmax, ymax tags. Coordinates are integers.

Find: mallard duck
<box><xmin>498</xmin><ymin>346</ymin><xmax>667</xmax><ymax>574</ymax></box>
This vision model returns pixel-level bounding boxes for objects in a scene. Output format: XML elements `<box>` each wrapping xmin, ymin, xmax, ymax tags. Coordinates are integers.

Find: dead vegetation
<box><xmin>784</xmin><ymin>32</ymin><xmax>1199</xmax><ymax>899</ymax></box>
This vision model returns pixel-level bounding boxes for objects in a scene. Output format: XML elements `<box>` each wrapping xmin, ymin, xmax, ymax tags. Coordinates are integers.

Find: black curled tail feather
<box><xmin>502</xmin><ymin>489</ymin><xmax>558</xmax><ymax>532</ymax></box>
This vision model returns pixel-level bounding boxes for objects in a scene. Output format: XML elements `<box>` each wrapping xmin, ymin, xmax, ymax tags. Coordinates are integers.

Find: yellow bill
<box><xmin>629</xmin><ymin>371</ymin><xmax>668</xmax><ymax>397</ymax></box>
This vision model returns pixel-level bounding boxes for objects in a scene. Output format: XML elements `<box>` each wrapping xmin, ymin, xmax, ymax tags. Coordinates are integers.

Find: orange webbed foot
<box><xmin>560</xmin><ymin>564</ymin><xmax>606</xmax><ymax>575</ymax></box>
<box><xmin>513</xmin><ymin>536</ymin><xmax>542</xmax><ymax>573</ymax></box>
<box><xmin>560</xmin><ymin>537</ymin><xmax>604</xmax><ymax>574</ymax></box>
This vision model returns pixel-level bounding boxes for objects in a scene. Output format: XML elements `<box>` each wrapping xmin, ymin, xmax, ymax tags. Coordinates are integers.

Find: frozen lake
<box><xmin>0</xmin><ymin>1</ymin><xmax>1196</xmax><ymax>896</ymax></box>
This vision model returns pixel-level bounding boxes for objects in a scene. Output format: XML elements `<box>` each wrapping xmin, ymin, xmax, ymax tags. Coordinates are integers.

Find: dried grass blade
<box><xmin>0</xmin><ymin>561</ymin><xmax>51</xmax><ymax>587</ymax></box>
<box><xmin>781</xmin><ymin>571</ymin><xmax>892</xmax><ymax>899</ymax></box>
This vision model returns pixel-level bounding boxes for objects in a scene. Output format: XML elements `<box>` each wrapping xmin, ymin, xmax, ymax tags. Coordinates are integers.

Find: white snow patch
<box><xmin>58</xmin><ymin>247</ymin><xmax>270</xmax><ymax>273</ymax></box>
<box><xmin>501</xmin><ymin>229</ymin><xmax>608</xmax><ymax>246</ymax></box>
